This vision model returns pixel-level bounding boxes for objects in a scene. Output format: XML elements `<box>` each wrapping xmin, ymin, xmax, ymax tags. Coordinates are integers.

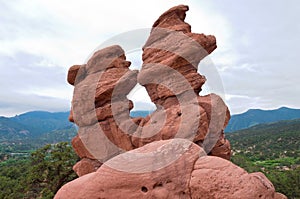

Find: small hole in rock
<box><xmin>153</xmin><ymin>182</ymin><xmax>163</xmax><ymax>188</ymax></box>
<box><xmin>141</xmin><ymin>186</ymin><xmax>148</xmax><ymax>193</ymax></box>
<box><xmin>177</xmin><ymin>112</ymin><xmax>182</xmax><ymax>116</ymax></box>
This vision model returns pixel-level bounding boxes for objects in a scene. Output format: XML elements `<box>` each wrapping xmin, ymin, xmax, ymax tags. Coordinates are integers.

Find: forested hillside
<box><xmin>228</xmin><ymin>119</ymin><xmax>300</xmax><ymax>198</ymax></box>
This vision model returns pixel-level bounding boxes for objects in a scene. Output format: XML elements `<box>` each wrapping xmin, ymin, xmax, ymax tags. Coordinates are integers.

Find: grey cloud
<box><xmin>0</xmin><ymin>52</ymin><xmax>67</xmax><ymax>89</ymax></box>
<box><xmin>207</xmin><ymin>0</ymin><xmax>300</xmax><ymax>113</ymax></box>
<box><xmin>0</xmin><ymin>51</ymin><xmax>71</xmax><ymax>116</ymax></box>
<box><xmin>0</xmin><ymin>94</ymin><xmax>70</xmax><ymax>117</ymax></box>
<box><xmin>0</xmin><ymin>1</ymin><xmax>69</xmax><ymax>41</ymax></box>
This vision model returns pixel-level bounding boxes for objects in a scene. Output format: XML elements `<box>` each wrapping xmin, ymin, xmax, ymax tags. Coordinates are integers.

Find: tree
<box><xmin>26</xmin><ymin>142</ymin><xmax>79</xmax><ymax>198</ymax></box>
<box><xmin>267</xmin><ymin>167</ymin><xmax>300</xmax><ymax>199</ymax></box>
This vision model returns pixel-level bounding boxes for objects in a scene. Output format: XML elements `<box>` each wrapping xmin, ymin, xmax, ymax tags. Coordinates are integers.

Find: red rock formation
<box><xmin>134</xmin><ymin>4</ymin><xmax>230</xmax><ymax>158</ymax></box>
<box><xmin>56</xmin><ymin>4</ymin><xmax>286</xmax><ymax>199</ymax></box>
<box><xmin>68</xmin><ymin>45</ymin><xmax>138</xmax><ymax>175</ymax></box>
<box><xmin>66</xmin><ymin>5</ymin><xmax>231</xmax><ymax>177</ymax></box>
<box><xmin>55</xmin><ymin>139</ymin><xmax>286</xmax><ymax>199</ymax></box>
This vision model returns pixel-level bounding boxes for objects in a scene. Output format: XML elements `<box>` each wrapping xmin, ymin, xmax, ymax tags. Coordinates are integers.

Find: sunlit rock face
<box><xmin>56</xmin><ymin>5</ymin><xmax>286</xmax><ymax>199</ymax></box>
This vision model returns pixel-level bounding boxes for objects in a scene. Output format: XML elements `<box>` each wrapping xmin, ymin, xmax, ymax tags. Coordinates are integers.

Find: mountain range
<box><xmin>0</xmin><ymin>111</ymin><xmax>76</xmax><ymax>151</ymax></box>
<box><xmin>225</xmin><ymin>107</ymin><xmax>300</xmax><ymax>132</ymax></box>
<box><xmin>1</xmin><ymin>107</ymin><xmax>300</xmax><ymax>149</ymax></box>
<box><xmin>0</xmin><ymin>111</ymin><xmax>72</xmax><ymax>139</ymax></box>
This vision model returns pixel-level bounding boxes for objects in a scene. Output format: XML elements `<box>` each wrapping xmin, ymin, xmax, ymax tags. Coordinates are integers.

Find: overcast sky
<box><xmin>0</xmin><ymin>0</ymin><xmax>299</xmax><ymax>117</ymax></box>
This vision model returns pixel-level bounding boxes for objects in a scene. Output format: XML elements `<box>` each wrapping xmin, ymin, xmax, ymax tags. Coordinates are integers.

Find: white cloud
<box><xmin>0</xmin><ymin>0</ymin><xmax>299</xmax><ymax>116</ymax></box>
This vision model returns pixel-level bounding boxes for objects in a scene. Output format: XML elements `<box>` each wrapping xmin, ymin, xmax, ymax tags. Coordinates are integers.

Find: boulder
<box><xmin>55</xmin><ymin>139</ymin><xmax>284</xmax><ymax>199</ymax></box>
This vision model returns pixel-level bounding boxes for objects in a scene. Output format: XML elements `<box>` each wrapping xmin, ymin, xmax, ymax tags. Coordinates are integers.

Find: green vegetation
<box><xmin>0</xmin><ymin>127</ymin><xmax>77</xmax><ymax>157</ymax></box>
<box><xmin>231</xmin><ymin>154</ymin><xmax>300</xmax><ymax>199</ymax></box>
<box><xmin>0</xmin><ymin>142</ymin><xmax>78</xmax><ymax>199</ymax></box>
<box><xmin>228</xmin><ymin>119</ymin><xmax>300</xmax><ymax>199</ymax></box>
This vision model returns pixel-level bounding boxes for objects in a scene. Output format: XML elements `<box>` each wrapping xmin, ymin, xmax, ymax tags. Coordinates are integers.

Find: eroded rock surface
<box><xmin>66</xmin><ymin>5</ymin><xmax>231</xmax><ymax>177</ymax></box>
<box><xmin>56</xmin><ymin>4</ymin><xmax>286</xmax><ymax>199</ymax></box>
<box><xmin>55</xmin><ymin>140</ymin><xmax>285</xmax><ymax>199</ymax></box>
